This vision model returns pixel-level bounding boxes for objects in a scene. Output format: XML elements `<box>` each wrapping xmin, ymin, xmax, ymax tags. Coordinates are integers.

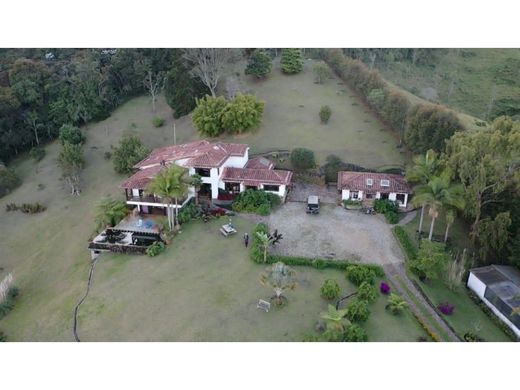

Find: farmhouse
<box><xmin>467</xmin><ymin>265</ymin><xmax>520</xmax><ymax>338</ymax></box>
<box><xmin>337</xmin><ymin>171</ymin><xmax>412</xmax><ymax>208</ymax></box>
<box><xmin>121</xmin><ymin>140</ymin><xmax>292</xmax><ymax>214</ymax></box>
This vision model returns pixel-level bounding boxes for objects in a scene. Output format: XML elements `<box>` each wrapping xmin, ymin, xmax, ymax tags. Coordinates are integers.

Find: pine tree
<box><xmin>281</xmin><ymin>49</ymin><xmax>304</xmax><ymax>74</ymax></box>
<box><xmin>245</xmin><ymin>49</ymin><xmax>272</xmax><ymax>78</ymax></box>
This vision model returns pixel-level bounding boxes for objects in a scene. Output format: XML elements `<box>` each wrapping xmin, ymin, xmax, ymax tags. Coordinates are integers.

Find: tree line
<box><xmin>0</xmin><ymin>48</ymin><xmax>211</xmax><ymax>163</ymax></box>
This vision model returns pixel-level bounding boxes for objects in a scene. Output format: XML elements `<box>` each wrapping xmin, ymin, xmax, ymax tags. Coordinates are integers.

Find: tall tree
<box><xmin>245</xmin><ymin>49</ymin><xmax>272</xmax><ymax>78</ymax></box>
<box><xmin>164</xmin><ymin>52</ymin><xmax>209</xmax><ymax>118</ymax></box>
<box><xmin>412</xmin><ymin>170</ymin><xmax>465</xmax><ymax>240</ymax></box>
<box><xmin>58</xmin><ymin>142</ymin><xmax>85</xmax><ymax>196</ymax></box>
<box><xmin>183</xmin><ymin>49</ymin><xmax>231</xmax><ymax>97</ymax></box>
<box><xmin>143</xmin><ymin>63</ymin><xmax>165</xmax><ymax>113</ymax></box>
<box><xmin>445</xmin><ymin>117</ymin><xmax>520</xmax><ymax>241</ymax></box>
<box><xmin>147</xmin><ymin>165</ymin><xmax>189</xmax><ymax>231</ymax></box>
<box><xmin>406</xmin><ymin>149</ymin><xmax>442</xmax><ymax>234</ymax></box>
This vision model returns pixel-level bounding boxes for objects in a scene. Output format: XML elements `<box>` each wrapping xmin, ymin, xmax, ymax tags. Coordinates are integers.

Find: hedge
<box><xmin>392</xmin><ymin>226</ymin><xmax>418</xmax><ymax>261</ymax></box>
<box><xmin>0</xmin><ymin>287</ymin><xmax>19</xmax><ymax>320</ymax></box>
<box><xmin>250</xmin><ymin>223</ymin><xmax>384</xmax><ymax>276</ymax></box>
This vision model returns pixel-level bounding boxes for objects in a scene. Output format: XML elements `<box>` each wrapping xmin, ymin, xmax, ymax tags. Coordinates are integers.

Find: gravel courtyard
<box><xmin>265</xmin><ymin>203</ymin><xmax>404</xmax><ymax>265</ymax></box>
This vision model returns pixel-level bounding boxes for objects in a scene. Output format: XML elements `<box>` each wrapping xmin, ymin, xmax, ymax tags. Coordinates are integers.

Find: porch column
<box><xmin>403</xmin><ymin>193</ymin><xmax>408</xmax><ymax>208</ymax></box>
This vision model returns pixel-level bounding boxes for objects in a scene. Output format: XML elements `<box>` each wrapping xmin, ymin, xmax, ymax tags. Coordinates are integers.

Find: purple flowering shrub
<box><xmin>438</xmin><ymin>302</ymin><xmax>455</xmax><ymax>315</ymax></box>
<box><xmin>380</xmin><ymin>282</ymin><xmax>391</xmax><ymax>295</ymax></box>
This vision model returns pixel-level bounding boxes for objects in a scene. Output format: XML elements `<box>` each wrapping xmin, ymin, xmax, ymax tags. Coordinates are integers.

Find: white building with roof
<box><xmin>120</xmin><ymin>140</ymin><xmax>292</xmax><ymax>214</ymax></box>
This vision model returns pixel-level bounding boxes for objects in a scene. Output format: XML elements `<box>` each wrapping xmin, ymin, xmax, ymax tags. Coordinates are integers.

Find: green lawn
<box><xmin>376</xmin><ymin>49</ymin><xmax>520</xmax><ymax>121</ymax></box>
<box><xmin>75</xmin><ymin>217</ymin><xmax>424</xmax><ymax>341</ymax></box>
<box><xmin>400</xmin><ymin>213</ymin><xmax>511</xmax><ymax>342</ymax></box>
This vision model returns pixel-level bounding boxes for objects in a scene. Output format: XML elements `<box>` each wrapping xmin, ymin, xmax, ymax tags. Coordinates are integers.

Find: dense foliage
<box><xmin>146</xmin><ymin>241</ymin><xmax>166</xmax><ymax>257</ymax></box>
<box><xmin>343</xmin><ymin>323</ymin><xmax>368</xmax><ymax>342</ymax></box>
<box><xmin>245</xmin><ymin>49</ymin><xmax>272</xmax><ymax>78</ymax></box>
<box><xmin>0</xmin><ymin>286</ymin><xmax>19</xmax><ymax>320</ymax></box>
<box><xmin>0</xmin><ymin>49</ymin><xmax>178</xmax><ymax>163</ymax></box>
<box><xmin>281</xmin><ymin>49</ymin><xmax>304</xmax><ymax>74</ymax></box>
<box><xmin>95</xmin><ymin>197</ymin><xmax>128</xmax><ymax>231</ymax></box>
<box><xmin>232</xmin><ymin>189</ymin><xmax>281</xmax><ymax>215</ymax></box>
<box><xmin>357</xmin><ymin>281</ymin><xmax>378</xmax><ymax>303</ymax></box>
<box><xmin>410</xmin><ymin>239</ymin><xmax>450</xmax><ymax>281</ymax></box>
<box><xmin>345</xmin><ymin>299</ymin><xmax>370</xmax><ymax>323</ymax></box>
<box><xmin>112</xmin><ymin>135</ymin><xmax>150</xmax><ymax>174</ymax></box>
<box><xmin>164</xmin><ymin>51</ymin><xmax>209</xmax><ymax>118</ymax></box>
<box><xmin>405</xmin><ymin>104</ymin><xmax>463</xmax><ymax>154</ymax></box>
<box><xmin>392</xmin><ymin>226</ymin><xmax>418</xmax><ymax>260</ymax></box>
<box><xmin>0</xmin><ymin>163</ymin><xmax>21</xmax><ymax>198</ymax></box>
<box><xmin>374</xmin><ymin>199</ymin><xmax>399</xmax><ymax>224</ymax></box>
<box><xmin>320</xmin><ymin>279</ymin><xmax>341</xmax><ymax>300</ymax></box>
<box><xmin>345</xmin><ymin>265</ymin><xmax>377</xmax><ymax>286</ymax></box>
<box><xmin>192</xmin><ymin>95</ymin><xmax>228</xmax><ymax>136</ymax></box>
<box><xmin>58</xmin><ymin>124</ymin><xmax>85</xmax><ymax>145</ymax></box>
<box><xmin>290</xmin><ymin>148</ymin><xmax>315</xmax><ymax>171</ymax></box>
<box><xmin>221</xmin><ymin>94</ymin><xmax>265</xmax><ymax>133</ymax></box>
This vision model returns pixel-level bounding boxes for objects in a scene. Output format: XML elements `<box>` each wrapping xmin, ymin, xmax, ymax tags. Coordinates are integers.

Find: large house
<box><xmin>337</xmin><ymin>171</ymin><xmax>412</xmax><ymax>208</ymax></box>
<box><xmin>121</xmin><ymin>140</ymin><xmax>292</xmax><ymax>214</ymax></box>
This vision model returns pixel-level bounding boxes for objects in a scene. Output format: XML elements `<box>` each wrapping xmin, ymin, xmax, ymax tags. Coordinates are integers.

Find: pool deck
<box><xmin>114</xmin><ymin>214</ymin><xmax>164</xmax><ymax>234</ymax></box>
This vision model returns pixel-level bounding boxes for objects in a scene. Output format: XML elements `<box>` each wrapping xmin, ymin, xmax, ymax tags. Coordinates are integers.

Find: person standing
<box><xmin>243</xmin><ymin>232</ymin><xmax>249</xmax><ymax>248</ymax></box>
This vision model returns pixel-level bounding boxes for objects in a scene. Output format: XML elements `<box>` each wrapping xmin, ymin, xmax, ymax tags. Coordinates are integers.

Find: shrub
<box><xmin>177</xmin><ymin>202</ymin><xmax>201</xmax><ymax>224</ymax></box>
<box><xmin>0</xmin><ymin>286</ymin><xmax>19</xmax><ymax>320</ymax></box>
<box><xmin>319</xmin><ymin>105</ymin><xmax>332</xmax><ymax>124</ymax></box>
<box><xmin>245</xmin><ymin>49</ymin><xmax>272</xmax><ymax>78</ymax></box>
<box><xmin>320</xmin><ymin>279</ymin><xmax>340</xmax><ymax>300</ymax></box>
<box><xmin>313</xmin><ymin>62</ymin><xmax>331</xmax><ymax>84</ymax></box>
<box><xmin>58</xmin><ymin>124</ymin><xmax>85</xmax><ymax>146</ymax></box>
<box><xmin>29</xmin><ymin>147</ymin><xmax>45</xmax><ymax>162</ymax></box>
<box><xmin>192</xmin><ymin>95</ymin><xmax>228</xmax><ymax>137</ymax></box>
<box><xmin>104</xmin><ymin>151</ymin><xmax>112</xmax><ymax>160</ymax></box>
<box><xmin>146</xmin><ymin>241</ymin><xmax>165</xmax><ymax>257</ymax></box>
<box><xmin>345</xmin><ymin>299</ymin><xmax>370</xmax><ymax>323</ymax></box>
<box><xmin>153</xmin><ymin>116</ymin><xmax>165</xmax><ymax>127</ymax></box>
<box><xmin>386</xmin><ymin>293</ymin><xmax>408</xmax><ymax>315</ymax></box>
<box><xmin>385</xmin><ymin>210</ymin><xmax>399</xmax><ymax>224</ymax></box>
<box><xmin>380</xmin><ymin>282</ymin><xmax>391</xmax><ymax>295</ymax></box>
<box><xmin>374</xmin><ymin>198</ymin><xmax>398</xmax><ymax>214</ymax></box>
<box><xmin>344</xmin><ymin>324</ymin><xmax>368</xmax><ymax>342</ymax></box>
<box><xmin>345</xmin><ymin>265</ymin><xmax>377</xmax><ymax>286</ymax></box>
<box><xmin>281</xmin><ymin>49</ymin><xmax>304</xmax><ymax>74</ymax></box>
<box><xmin>232</xmin><ymin>189</ymin><xmax>280</xmax><ymax>215</ymax></box>
<box><xmin>357</xmin><ymin>281</ymin><xmax>377</xmax><ymax>303</ymax></box>
<box><xmin>438</xmin><ymin>301</ymin><xmax>455</xmax><ymax>316</ymax></box>
<box><xmin>392</xmin><ymin>226</ymin><xmax>418</xmax><ymax>261</ymax></box>
<box><xmin>367</xmin><ymin>88</ymin><xmax>386</xmax><ymax>111</ymax></box>
<box><xmin>7</xmin><ymin>202</ymin><xmax>46</xmax><ymax>214</ymax></box>
<box><xmin>410</xmin><ymin>239</ymin><xmax>450</xmax><ymax>281</ymax></box>
<box><xmin>250</xmin><ymin>223</ymin><xmax>270</xmax><ymax>263</ymax></box>
<box><xmin>37</xmin><ymin>183</ymin><xmax>45</xmax><ymax>191</ymax></box>
<box><xmin>112</xmin><ymin>135</ymin><xmax>150</xmax><ymax>174</ymax></box>
<box><xmin>0</xmin><ymin>165</ymin><xmax>22</xmax><ymax>198</ymax></box>
<box><xmin>290</xmin><ymin>148</ymin><xmax>315</xmax><ymax>171</ymax></box>
<box><xmin>0</xmin><ymin>330</ymin><xmax>6</xmax><ymax>342</ymax></box>
<box><xmin>323</xmin><ymin>154</ymin><xmax>343</xmax><ymax>183</ymax></box>
<box><xmin>413</xmin><ymin>312</ymin><xmax>440</xmax><ymax>341</ymax></box>
<box><xmin>222</xmin><ymin>94</ymin><xmax>265</xmax><ymax>133</ymax></box>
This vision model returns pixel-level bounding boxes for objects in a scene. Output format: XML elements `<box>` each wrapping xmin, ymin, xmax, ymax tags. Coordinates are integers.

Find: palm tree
<box><xmin>386</xmin><ymin>293</ymin><xmax>408</xmax><ymax>315</ymax></box>
<box><xmin>147</xmin><ymin>165</ymin><xmax>189</xmax><ymax>231</ymax></box>
<box><xmin>412</xmin><ymin>170</ymin><xmax>465</xmax><ymax>241</ymax></box>
<box><xmin>406</xmin><ymin>149</ymin><xmax>441</xmax><ymax>235</ymax></box>
<box><xmin>95</xmin><ymin>198</ymin><xmax>128</xmax><ymax>232</ymax></box>
<box><xmin>259</xmin><ymin>262</ymin><xmax>297</xmax><ymax>306</ymax></box>
<box><xmin>256</xmin><ymin>231</ymin><xmax>274</xmax><ymax>263</ymax></box>
<box><xmin>320</xmin><ymin>304</ymin><xmax>351</xmax><ymax>332</ymax></box>
<box><xmin>444</xmin><ymin>208</ymin><xmax>456</xmax><ymax>243</ymax></box>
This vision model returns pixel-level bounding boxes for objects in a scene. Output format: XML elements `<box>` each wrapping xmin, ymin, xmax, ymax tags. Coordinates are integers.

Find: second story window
<box><xmin>366</xmin><ymin>178</ymin><xmax>373</xmax><ymax>186</ymax></box>
<box><xmin>381</xmin><ymin>179</ymin><xmax>390</xmax><ymax>187</ymax></box>
<box><xmin>195</xmin><ymin>168</ymin><xmax>211</xmax><ymax>177</ymax></box>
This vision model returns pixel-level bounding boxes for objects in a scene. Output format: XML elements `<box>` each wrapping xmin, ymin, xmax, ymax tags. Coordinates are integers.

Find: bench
<box><xmin>220</xmin><ymin>223</ymin><xmax>237</xmax><ymax>237</ymax></box>
<box><xmin>257</xmin><ymin>299</ymin><xmax>271</xmax><ymax>312</ymax></box>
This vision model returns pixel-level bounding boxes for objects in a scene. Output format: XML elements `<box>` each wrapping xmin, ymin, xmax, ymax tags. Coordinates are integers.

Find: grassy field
<box><xmin>75</xmin><ymin>217</ymin><xmax>425</xmax><ymax>342</ymax></box>
<box><xmin>375</xmin><ymin>49</ymin><xmax>520</xmax><ymax>121</ymax></box>
<box><xmin>0</xmin><ymin>58</ymin><xmax>411</xmax><ymax>341</ymax></box>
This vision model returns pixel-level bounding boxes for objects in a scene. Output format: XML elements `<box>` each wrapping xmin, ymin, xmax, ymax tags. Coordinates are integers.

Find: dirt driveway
<box><xmin>264</xmin><ymin>203</ymin><xmax>404</xmax><ymax>266</ymax></box>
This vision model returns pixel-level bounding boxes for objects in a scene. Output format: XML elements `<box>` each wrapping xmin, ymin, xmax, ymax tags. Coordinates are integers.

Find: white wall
<box><xmin>467</xmin><ymin>273</ymin><xmax>520</xmax><ymax>338</ymax></box>
<box><xmin>259</xmin><ymin>183</ymin><xmax>286</xmax><ymax>198</ymax></box>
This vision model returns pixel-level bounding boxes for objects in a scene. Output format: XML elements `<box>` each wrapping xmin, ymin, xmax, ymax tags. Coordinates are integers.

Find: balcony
<box><xmin>126</xmin><ymin>194</ymin><xmax>188</xmax><ymax>206</ymax></box>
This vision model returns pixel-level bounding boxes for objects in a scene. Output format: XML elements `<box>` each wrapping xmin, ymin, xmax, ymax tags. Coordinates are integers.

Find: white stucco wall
<box><xmin>467</xmin><ymin>273</ymin><xmax>486</xmax><ymax>298</ymax></box>
<box><xmin>259</xmin><ymin>183</ymin><xmax>286</xmax><ymax>198</ymax></box>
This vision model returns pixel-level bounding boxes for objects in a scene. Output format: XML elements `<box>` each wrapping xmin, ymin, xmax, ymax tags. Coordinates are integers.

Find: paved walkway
<box><xmin>383</xmin><ymin>262</ymin><xmax>459</xmax><ymax>341</ymax></box>
<box><xmin>287</xmin><ymin>182</ymin><xmax>339</xmax><ymax>204</ymax></box>
<box><xmin>398</xmin><ymin>209</ymin><xmax>417</xmax><ymax>226</ymax></box>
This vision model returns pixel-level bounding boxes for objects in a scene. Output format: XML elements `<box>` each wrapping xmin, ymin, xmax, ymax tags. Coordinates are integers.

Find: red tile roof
<box><xmin>120</xmin><ymin>165</ymin><xmax>164</xmax><ymax>189</ymax></box>
<box><xmin>245</xmin><ymin>156</ymin><xmax>275</xmax><ymax>170</ymax></box>
<box><xmin>337</xmin><ymin>171</ymin><xmax>412</xmax><ymax>194</ymax></box>
<box><xmin>221</xmin><ymin>167</ymin><xmax>292</xmax><ymax>186</ymax></box>
<box><xmin>134</xmin><ymin>140</ymin><xmax>248</xmax><ymax>169</ymax></box>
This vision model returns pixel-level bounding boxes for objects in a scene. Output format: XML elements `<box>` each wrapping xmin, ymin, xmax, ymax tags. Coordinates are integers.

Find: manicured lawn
<box><xmin>410</xmin><ymin>275</ymin><xmax>512</xmax><ymax>342</ymax></box>
<box><xmin>76</xmin><ymin>217</ymin><xmax>425</xmax><ymax>341</ymax></box>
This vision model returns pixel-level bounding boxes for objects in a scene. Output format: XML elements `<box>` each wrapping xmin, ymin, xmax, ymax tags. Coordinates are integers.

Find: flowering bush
<box><xmin>380</xmin><ymin>282</ymin><xmax>391</xmax><ymax>295</ymax></box>
<box><xmin>438</xmin><ymin>302</ymin><xmax>455</xmax><ymax>316</ymax></box>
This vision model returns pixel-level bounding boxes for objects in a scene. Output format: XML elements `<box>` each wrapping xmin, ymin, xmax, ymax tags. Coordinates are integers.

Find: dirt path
<box><xmin>383</xmin><ymin>262</ymin><xmax>459</xmax><ymax>341</ymax></box>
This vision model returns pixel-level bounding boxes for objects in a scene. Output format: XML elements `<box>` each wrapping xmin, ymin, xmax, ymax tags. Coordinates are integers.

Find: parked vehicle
<box><xmin>306</xmin><ymin>195</ymin><xmax>320</xmax><ymax>214</ymax></box>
